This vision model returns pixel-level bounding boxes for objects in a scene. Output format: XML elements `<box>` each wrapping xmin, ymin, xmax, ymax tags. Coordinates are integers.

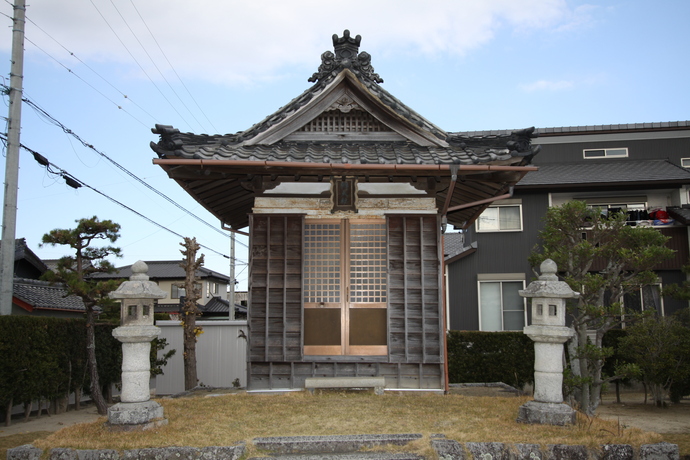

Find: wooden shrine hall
<box><xmin>151</xmin><ymin>30</ymin><xmax>539</xmax><ymax>391</ymax></box>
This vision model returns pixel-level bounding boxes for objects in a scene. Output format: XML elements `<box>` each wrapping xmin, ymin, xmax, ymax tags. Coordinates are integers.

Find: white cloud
<box><xmin>553</xmin><ymin>4</ymin><xmax>600</xmax><ymax>33</ymax></box>
<box><xmin>3</xmin><ymin>0</ymin><xmax>576</xmax><ymax>86</ymax></box>
<box><xmin>520</xmin><ymin>79</ymin><xmax>575</xmax><ymax>92</ymax></box>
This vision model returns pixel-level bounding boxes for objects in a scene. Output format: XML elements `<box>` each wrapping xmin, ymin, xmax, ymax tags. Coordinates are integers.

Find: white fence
<box><xmin>155</xmin><ymin>320</ymin><xmax>248</xmax><ymax>395</ymax></box>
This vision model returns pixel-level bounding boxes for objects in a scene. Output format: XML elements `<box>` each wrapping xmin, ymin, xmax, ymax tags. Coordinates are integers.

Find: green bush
<box><xmin>0</xmin><ymin>316</ymin><xmax>121</xmax><ymax>419</ymax></box>
<box><xmin>447</xmin><ymin>331</ymin><xmax>534</xmax><ymax>389</ymax></box>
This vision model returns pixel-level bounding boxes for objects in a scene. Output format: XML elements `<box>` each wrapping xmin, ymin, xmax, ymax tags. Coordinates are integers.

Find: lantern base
<box><xmin>106</xmin><ymin>400</ymin><xmax>167</xmax><ymax>431</ymax></box>
<box><xmin>516</xmin><ymin>400</ymin><xmax>576</xmax><ymax>426</ymax></box>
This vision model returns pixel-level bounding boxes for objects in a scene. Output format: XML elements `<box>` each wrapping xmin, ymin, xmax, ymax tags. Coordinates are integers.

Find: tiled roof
<box><xmin>201</xmin><ymin>296</ymin><xmax>247</xmax><ymax>316</ymax></box>
<box><xmin>150</xmin><ymin>31</ymin><xmax>539</xmax><ymax>231</ymax></box>
<box><xmin>517</xmin><ymin>159</ymin><xmax>690</xmax><ymax>187</ymax></box>
<box><xmin>93</xmin><ymin>260</ymin><xmax>229</xmax><ymax>282</ymax></box>
<box><xmin>13</xmin><ymin>278</ymin><xmax>88</xmax><ymax>312</ymax></box>
<box><xmin>13</xmin><ymin>238</ymin><xmax>46</xmax><ymax>270</ymax></box>
<box><xmin>668</xmin><ymin>206</ymin><xmax>690</xmax><ymax>225</ymax></box>
<box><xmin>444</xmin><ymin>232</ymin><xmax>465</xmax><ymax>259</ymax></box>
<box><xmin>150</xmin><ymin>30</ymin><xmax>539</xmax><ymax>166</ymax></box>
<box><xmin>457</xmin><ymin>121</ymin><xmax>690</xmax><ymax>137</ymax></box>
<box><xmin>443</xmin><ymin>232</ymin><xmax>477</xmax><ymax>262</ymax></box>
<box><xmin>151</xmin><ymin>137</ymin><xmax>536</xmax><ymax>166</ymax></box>
<box><xmin>155</xmin><ymin>302</ymin><xmax>181</xmax><ymax>313</ymax></box>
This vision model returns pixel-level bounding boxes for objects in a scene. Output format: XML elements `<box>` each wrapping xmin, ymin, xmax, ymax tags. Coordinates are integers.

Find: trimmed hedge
<box><xmin>447</xmin><ymin>331</ymin><xmax>535</xmax><ymax>389</ymax></box>
<box><xmin>0</xmin><ymin>316</ymin><xmax>121</xmax><ymax>417</ymax></box>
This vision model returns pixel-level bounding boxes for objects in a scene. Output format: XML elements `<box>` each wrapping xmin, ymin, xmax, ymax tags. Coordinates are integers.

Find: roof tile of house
<box><xmin>517</xmin><ymin>159</ymin><xmax>690</xmax><ymax>187</ymax></box>
<box><xmin>93</xmin><ymin>260</ymin><xmax>229</xmax><ymax>282</ymax></box>
<box><xmin>152</xmin><ymin>137</ymin><xmax>536</xmax><ymax>166</ymax></box>
<box><xmin>13</xmin><ymin>278</ymin><xmax>87</xmax><ymax>312</ymax></box>
<box><xmin>457</xmin><ymin>121</ymin><xmax>690</xmax><ymax>137</ymax></box>
<box><xmin>150</xmin><ymin>30</ymin><xmax>539</xmax><ymax>166</ymax></box>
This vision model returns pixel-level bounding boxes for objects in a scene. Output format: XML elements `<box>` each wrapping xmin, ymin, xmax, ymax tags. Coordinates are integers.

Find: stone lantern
<box><xmin>107</xmin><ymin>260</ymin><xmax>168</xmax><ymax>430</ymax></box>
<box><xmin>517</xmin><ymin>259</ymin><xmax>578</xmax><ymax>426</ymax></box>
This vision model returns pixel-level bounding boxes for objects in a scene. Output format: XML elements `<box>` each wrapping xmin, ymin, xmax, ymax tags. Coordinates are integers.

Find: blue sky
<box><xmin>1</xmin><ymin>0</ymin><xmax>689</xmax><ymax>290</ymax></box>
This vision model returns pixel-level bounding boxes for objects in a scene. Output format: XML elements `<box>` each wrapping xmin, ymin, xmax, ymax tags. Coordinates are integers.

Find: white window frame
<box><xmin>172</xmin><ymin>283</ymin><xmax>201</xmax><ymax>299</ymax></box>
<box><xmin>475</xmin><ymin>203</ymin><xmax>523</xmax><ymax>233</ymax></box>
<box><xmin>206</xmin><ymin>281</ymin><xmax>219</xmax><ymax>297</ymax></box>
<box><xmin>622</xmin><ymin>283</ymin><xmax>665</xmax><ymax>317</ymax></box>
<box><xmin>583</xmin><ymin>148</ymin><xmax>628</xmax><ymax>159</ymax></box>
<box><xmin>477</xmin><ymin>275</ymin><xmax>527</xmax><ymax>331</ymax></box>
<box><xmin>681</xmin><ymin>158</ymin><xmax>690</xmax><ymax>168</ymax></box>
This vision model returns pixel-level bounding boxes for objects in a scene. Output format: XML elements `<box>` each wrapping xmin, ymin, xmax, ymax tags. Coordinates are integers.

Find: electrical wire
<box><xmin>89</xmin><ymin>0</ymin><xmax>194</xmax><ymax>131</ymax></box>
<box><xmin>108</xmin><ymin>0</ymin><xmax>207</xmax><ymax>133</ymax></box>
<box><xmin>0</xmin><ymin>85</ymin><xmax>248</xmax><ymax>247</ymax></box>
<box><xmin>0</xmin><ymin>132</ymin><xmax>249</xmax><ymax>263</ymax></box>
<box><xmin>23</xmin><ymin>16</ymin><xmax>159</xmax><ymax>126</ymax></box>
<box><xmin>128</xmin><ymin>0</ymin><xmax>219</xmax><ymax>134</ymax></box>
<box><xmin>22</xmin><ymin>36</ymin><xmax>150</xmax><ymax>128</ymax></box>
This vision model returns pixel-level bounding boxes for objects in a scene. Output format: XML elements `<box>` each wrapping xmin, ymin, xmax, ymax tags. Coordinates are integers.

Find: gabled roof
<box><xmin>151</xmin><ymin>30</ymin><xmax>539</xmax><ymax>230</ymax></box>
<box><xmin>92</xmin><ymin>260</ymin><xmax>230</xmax><ymax>282</ymax></box>
<box><xmin>201</xmin><ymin>296</ymin><xmax>247</xmax><ymax>316</ymax></box>
<box><xmin>443</xmin><ymin>232</ymin><xmax>477</xmax><ymax>264</ymax></box>
<box><xmin>0</xmin><ymin>238</ymin><xmax>47</xmax><ymax>278</ymax></box>
<box><xmin>457</xmin><ymin>121</ymin><xmax>690</xmax><ymax>138</ymax></box>
<box><xmin>13</xmin><ymin>278</ymin><xmax>88</xmax><ymax>313</ymax></box>
<box><xmin>517</xmin><ymin>159</ymin><xmax>690</xmax><ymax>189</ymax></box>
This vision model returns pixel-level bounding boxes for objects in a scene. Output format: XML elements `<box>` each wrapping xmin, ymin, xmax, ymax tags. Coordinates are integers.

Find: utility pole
<box><xmin>228</xmin><ymin>231</ymin><xmax>235</xmax><ymax>320</ymax></box>
<box><xmin>0</xmin><ymin>0</ymin><xmax>26</xmax><ymax>315</ymax></box>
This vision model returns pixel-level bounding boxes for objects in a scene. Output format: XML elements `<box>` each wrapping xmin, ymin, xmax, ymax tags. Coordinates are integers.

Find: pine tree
<box><xmin>41</xmin><ymin>217</ymin><xmax>121</xmax><ymax>415</ymax></box>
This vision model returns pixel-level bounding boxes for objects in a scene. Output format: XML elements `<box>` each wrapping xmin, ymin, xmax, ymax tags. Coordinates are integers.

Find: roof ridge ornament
<box><xmin>309</xmin><ymin>30</ymin><xmax>383</xmax><ymax>84</ymax></box>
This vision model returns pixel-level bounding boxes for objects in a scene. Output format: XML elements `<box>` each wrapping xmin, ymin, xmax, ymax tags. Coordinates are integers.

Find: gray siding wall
<box><xmin>534</xmin><ymin>136</ymin><xmax>690</xmax><ymax>165</ymax></box>
<box><xmin>447</xmin><ymin>192</ymin><xmax>549</xmax><ymax>330</ymax></box>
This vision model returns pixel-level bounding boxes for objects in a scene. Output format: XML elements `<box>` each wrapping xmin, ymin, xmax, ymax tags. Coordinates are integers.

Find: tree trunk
<box><xmin>578</xmin><ymin>326</ymin><xmax>593</xmax><ymax>414</ymax></box>
<box><xmin>86</xmin><ymin>307</ymin><xmax>108</xmax><ymax>415</ymax></box>
<box><xmin>23</xmin><ymin>401</ymin><xmax>31</xmax><ymax>421</ymax></box>
<box><xmin>180</xmin><ymin>237</ymin><xmax>203</xmax><ymax>391</ymax></box>
<box><xmin>4</xmin><ymin>398</ymin><xmax>11</xmax><ymax>427</ymax></box>
<box><xmin>183</xmin><ymin>316</ymin><xmax>198</xmax><ymax>390</ymax></box>
<box><xmin>74</xmin><ymin>386</ymin><xmax>82</xmax><ymax>411</ymax></box>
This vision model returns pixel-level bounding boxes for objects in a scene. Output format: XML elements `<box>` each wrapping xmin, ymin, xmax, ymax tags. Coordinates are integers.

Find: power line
<box><xmin>108</xmin><ymin>0</ymin><xmax>207</xmax><ymax>133</ymax></box>
<box><xmin>0</xmin><ymin>85</ymin><xmax>246</xmax><ymax>246</ymax></box>
<box><xmin>89</xmin><ymin>0</ymin><xmax>194</xmax><ymax>131</ymax></box>
<box><xmin>128</xmin><ymin>0</ymin><xmax>219</xmax><ymax>134</ymax></box>
<box><xmin>22</xmin><ymin>16</ymin><xmax>158</xmax><ymax>126</ymax></box>
<box><xmin>20</xmin><ymin>36</ymin><xmax>150</xmax><ymax>128</ymax></box>
<box><xmin>0</xmin><ymin>132</ymin><xmax>248</xmax><ymax>263</ymax></box>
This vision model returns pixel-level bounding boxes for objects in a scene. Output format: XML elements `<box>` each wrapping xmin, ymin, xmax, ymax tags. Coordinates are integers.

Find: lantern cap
<box><xmin>519</xmin><ymin>259</ymin><xmax>579</xmax><ymax>299</ymax></box>
<box><xmin>109</xmin><ymin>260</ymin><xmax>167</xmax><ymax>300</ymax></box>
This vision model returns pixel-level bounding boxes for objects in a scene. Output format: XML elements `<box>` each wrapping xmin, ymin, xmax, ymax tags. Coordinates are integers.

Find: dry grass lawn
<box><xmin>19</xmin><ymin>392</ymin><xmax>671</xmax><ymax>458</ymax></box>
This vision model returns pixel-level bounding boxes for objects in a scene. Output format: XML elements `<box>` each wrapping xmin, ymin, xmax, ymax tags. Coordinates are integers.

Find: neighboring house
<box><xmin>161</xmin><ymin>296</ymin><xmax>247</xmax><ymax>321</ymax></box>
<box><xmin>12</xmin><ymin>237</ymin><xmax>47</xmax><ymax>279</ymax></box>
<box><xmin>5</xmin><ymin>238</ymin><xmax>88</xmax><ymax>317</ymax></box>
<box><xmin>149</xmin><ymin>31</ymin><xmax>539</xmax><ymax>391</ymax></box>
<box><xmin>93</xmin><ymin>260</ymin><xmax>231</xmax><ymax>314</ymax></box>
<box><xmin>446</xmin><ymin>122</ymin><xmax>690</xmax><ymax>331</ymax></box>
<box><xmin>12</xmin><ymin>278</ymin><xmax>87</xmax><ymax>318</ymax></box>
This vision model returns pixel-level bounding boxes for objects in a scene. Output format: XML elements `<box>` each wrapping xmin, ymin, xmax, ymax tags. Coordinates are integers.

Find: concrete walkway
<box><xmin>0</xmin><ymin>405</ymin><xmax>102</xmax><ymax>438</ymax></box>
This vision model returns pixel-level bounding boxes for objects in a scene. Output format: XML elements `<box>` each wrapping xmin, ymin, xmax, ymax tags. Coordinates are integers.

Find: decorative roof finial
<box><xmin>309</xmin><ymin>30</ymin><xmax>383</xmax><ymax>84</ymax></box>
<box><xmin>332</xmin><ymin>29</ymin><xmax>361</xmax><ymax>60</ymax></box>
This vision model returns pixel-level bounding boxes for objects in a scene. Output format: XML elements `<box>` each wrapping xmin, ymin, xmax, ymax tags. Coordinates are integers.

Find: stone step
<box><xmin>247</xmin><ymin>453</ymin><xmax>424</xmax><ymax>460</ymax></box>
<box><xmin>250</xmin><ymin>434</ymin><xmax>424</xmax><ymax>458</ymax></box>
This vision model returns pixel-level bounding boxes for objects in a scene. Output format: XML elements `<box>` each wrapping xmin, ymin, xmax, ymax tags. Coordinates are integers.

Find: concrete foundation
<box><xmin>516</xmin><ymin>400</ymin><xmax>577</xmax><ymax>426</ymax></box>
<box><xmin>106</xmin><ymin>400</ymin><xmax>167</xmax><ymax>431</ymax></box>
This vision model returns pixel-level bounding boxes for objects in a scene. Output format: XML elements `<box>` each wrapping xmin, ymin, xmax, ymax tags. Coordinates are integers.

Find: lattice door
<box><xmin>303</xmin><ymin>219</ymin><xmax>387</xmax><ymax>356</ymax></box>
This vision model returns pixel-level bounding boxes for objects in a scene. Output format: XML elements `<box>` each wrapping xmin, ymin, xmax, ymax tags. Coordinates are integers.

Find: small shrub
<box><xmin>447</xmin><ymin>331</ymin><xmax>534</xmax><ymax>388</ymax></box>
